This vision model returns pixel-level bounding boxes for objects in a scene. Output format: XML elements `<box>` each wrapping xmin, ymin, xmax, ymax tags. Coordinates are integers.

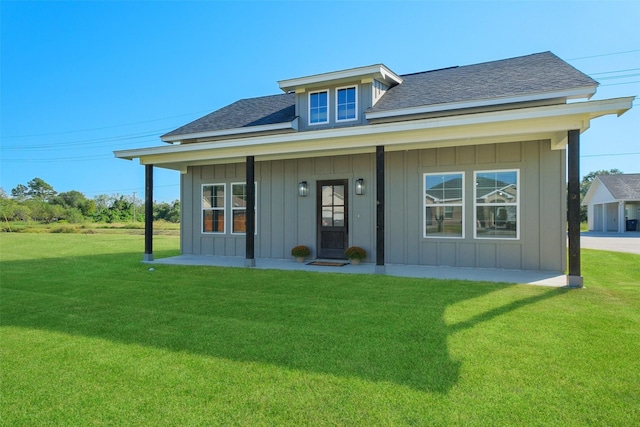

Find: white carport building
<box><xmin>583</xmin><ymin>174</ymin><xmax>640</xmax><ymax>233</ymax></box>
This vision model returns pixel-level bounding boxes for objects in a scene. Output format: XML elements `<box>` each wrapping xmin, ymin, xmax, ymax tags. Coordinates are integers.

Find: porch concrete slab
<box><xmin>145</xmin><ymin>255</ymin><xmax>566</xmax><ymax>287</ymax></box>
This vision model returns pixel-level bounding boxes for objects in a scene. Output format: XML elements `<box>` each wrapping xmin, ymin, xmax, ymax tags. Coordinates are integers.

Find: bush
<box><xmin>51</xmin><ymin>225</ymin><xmax>80</xmax><ymax>234</ymax></box>
<box><xmin>344</xmin><ymin>246</ymin><xmax>366</xmax><ymax>260</ymax></box>
<box><xmin>291</xmin><ymin>245</ymin><xmax>311</xmax><ymax>258</ymax></box>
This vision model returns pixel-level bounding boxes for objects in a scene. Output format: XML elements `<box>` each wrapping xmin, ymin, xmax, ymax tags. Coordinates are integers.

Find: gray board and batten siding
<box><xmin>181</xmin><ymin>138</ymin><xmax>565</xmax><ymax>273</ymax></box>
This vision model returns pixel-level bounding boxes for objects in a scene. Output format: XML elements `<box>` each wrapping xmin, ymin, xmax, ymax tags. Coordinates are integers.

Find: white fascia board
<box><xmin>115</xmin><ymin>97</ymin><xmax>633</xmax><ymax>163</ymax></box>
<box><xmin>366</xmin><ymin>86</ymin><xmax>598</xmax><ymax>120</ymax></box>
<box><xmin>161</xmin><ymin>119</ymin><xmax>298</xmax><ymax>143</ymax></box>
<box><xmin>278</xmin><ymin>64</ymin><xmax>402</xmax><ymax>92</ymax></box>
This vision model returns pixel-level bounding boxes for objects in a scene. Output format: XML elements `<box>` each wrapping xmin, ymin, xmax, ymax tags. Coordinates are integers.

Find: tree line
<box><xmin>1</xmin><ymin>178</ymin><xmax>179</xmax><ymax>224</ymax></box>
<box><xmin>2</xmin><ymin>170</ymin><xmax>621</xmax><ymax>225</ymax></box>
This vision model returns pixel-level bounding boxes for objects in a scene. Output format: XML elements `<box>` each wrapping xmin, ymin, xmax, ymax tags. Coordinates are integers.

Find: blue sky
<box><xmin>2</xmin><ymin>1</ymin><xmax>638</xmax><ymax>202</ymax></box>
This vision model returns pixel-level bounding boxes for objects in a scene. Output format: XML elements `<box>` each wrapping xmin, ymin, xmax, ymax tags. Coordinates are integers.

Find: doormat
<box><xmin>307</xmin><ymin>261</ymin><xmax>348</xmax><ymax>267</ymax></box>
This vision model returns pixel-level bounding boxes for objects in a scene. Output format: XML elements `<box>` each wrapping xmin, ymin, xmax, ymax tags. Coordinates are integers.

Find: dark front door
<box><xmin>317</xmin><ymin>180</ymin><xmax>348</xmax><ymax>259</ymax></box>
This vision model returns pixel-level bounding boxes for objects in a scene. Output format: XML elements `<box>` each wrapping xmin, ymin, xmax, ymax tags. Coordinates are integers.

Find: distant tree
<box><xmin>0</xmin><ymin>188</ymin><xmax>7</xmax><ymax>199</ymax></box>
<box><xmin>154</xmin><ymin>200</ymin><xmax>180</xmax><ymax>223</ymax></box>
<box><xmin>0</xmin><ymin>197</ymin><xmax>16</xmax><ymax>221</ymax></box>
<box><xmin>110</xmin><ymin>195</ymin><xmax>133</xmax><ymax>222</ymax></box>
<box><xmin>92</xmin><ymin>194</ymin><xmax>111</xmax><ymax>222</ymax></box>
<box><xmin>53</xmin><ymin>190</ymin><xmax>95</xmax><ymax>217</ymax></box>
<box><xmin>91</xmin><ymin>194</ymin><xmax>133</xmax><ymax>223</ymax></box>
<box><xmin>26</xmin><ymin>178</ymin><xmax>57</xmax><ymax>201</ymax></box>
<box><xmin>11</xmin><ymin>184</ymin><xmax>29</xmax><ymax>200</ymax></box>
<box><xmin>28</xmin><ymin>200</ymin><xmax>48</xmax><ymax>222</ymax></box>
<box><xmin>0</xmin><ymin>197</ymin><xmax>32</xmax><ymax>222</ymax></box>
<box><xmin>61</xmin><ymin>207</ymin><xmax>86</xmax><ymax>224</ymax></box>
<box><xmin>53</xmin><ymin>190</ymin><xmax>85</xmax><ymax>208</ymax></box>
<box><xmin>580</xmin><ymin>169</ymin><xmax>623</xmax><ymax>222</ymax></box>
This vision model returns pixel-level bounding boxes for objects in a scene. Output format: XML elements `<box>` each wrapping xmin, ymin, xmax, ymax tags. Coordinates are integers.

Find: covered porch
<box><xmin>143</xmin><ymin>254</ymin><xmax>566</xmax><ymax>287</ymax></box>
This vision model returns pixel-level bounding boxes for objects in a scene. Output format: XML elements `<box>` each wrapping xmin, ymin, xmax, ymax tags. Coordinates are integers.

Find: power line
<box><xmin>1</xmin><ymin>109</ymin><xmax>212</xmax><ymax>139</ymax></box>
<box><xmin>590</xmin><ymin>67</ymin><xmax>640</xmax><ymax>75</ymax></box>
<box><xmin>82</xmin><ymin>183</ymin><xmax>179</xmax><ymax>196</ymax></box>
<box><xmin>2</xmin><ymin>154</ymin><xmax>114</xmax><ymax>162</ymax></box>
<box><xmin>600</xmin><ymin>80</ymin><xmax>640</xmax><ymax>87</ymax></box>
<box><xmin>596</xmin><ymin>73</ymin><xmax>640</xmax><ymax>81</ymax></box>
<box><xmin>583</xmin><ymin>152</ymin><xmax>640</xmax><ymax>158</ymax></box>
<box><xmin>568</xmin><ymin>49</ymin><xmax>640</xmax><ymax>60</ymax></box>
<box><xmin>1</xmin><ymin>128</ymin><xmax>172</xmax><ymax>150</ymax></box>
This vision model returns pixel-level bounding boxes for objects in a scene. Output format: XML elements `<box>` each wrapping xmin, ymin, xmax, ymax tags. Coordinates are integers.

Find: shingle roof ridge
<box><xmin>368</xmin><ymin>51</ymin><xmax>597</xmax><ymax>114</ymax></box>
<box><xmin>401</xmin><ymin>66</ymin><xmax>459</xmax><ymax>77</ymax></box>
<box><xmin>399</xmin><ymin>51</ymin><xmax>555</xmax><ymax>78</ymax></box>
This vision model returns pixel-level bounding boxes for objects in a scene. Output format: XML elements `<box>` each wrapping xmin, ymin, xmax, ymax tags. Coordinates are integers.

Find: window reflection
<box><xmin>424</xmin><ymin>173</ymin><xmax>464</xmax><ymax>238</ymax></box>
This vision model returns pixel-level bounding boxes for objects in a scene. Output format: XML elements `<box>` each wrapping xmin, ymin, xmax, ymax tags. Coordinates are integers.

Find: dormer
<box><xmin>278</xmin><ymin>64</ymin><xmax>402</xmax><ymax>131</ymax></box>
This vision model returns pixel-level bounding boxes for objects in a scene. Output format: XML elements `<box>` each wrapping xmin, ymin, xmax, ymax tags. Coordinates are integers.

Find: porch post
<box><xmin>619</xmin><ymin>201</ymin><xmax>624</xmax><ymax>233</ymax></box>
<box><xmin>245</xmin><ymin>156</ymin><xmax>255</xmax><ymax>267</ymax></box>
<box><xmin>567</xmin><ymin>130</ymin><xmax>583</xmax><ymax>287</ymax></box>
<box><xmin>375</xmin><ymin>145</ymin><xmax>386</xmax><ymax>274</ymax></box>
<box><xmin>144</xmin><ymin>164</ymin><xmax>154</xmax><ymax>262</ymax></box>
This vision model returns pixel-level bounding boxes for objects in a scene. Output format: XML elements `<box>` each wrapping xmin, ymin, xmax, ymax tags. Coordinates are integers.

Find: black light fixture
<box><xmin>298</xmin><ymin>181</ymin><xmax>308</xmax><ymax>197</ymax></box>
<box><xmin>355</xmin><ymin>178</ymin><xmax>365</xmax><ymax>195</ymax></box>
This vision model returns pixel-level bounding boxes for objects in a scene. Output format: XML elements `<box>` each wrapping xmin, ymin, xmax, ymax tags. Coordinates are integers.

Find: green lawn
<box><xmin>1</xmin><ymin>234</ymin><xmax>639</xmax><ymax>425</ymax></box>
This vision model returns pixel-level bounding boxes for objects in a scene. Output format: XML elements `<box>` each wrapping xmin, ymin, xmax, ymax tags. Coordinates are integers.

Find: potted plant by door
<box><xmin>344</xmin><ymin>246</ymin><xmax>366</xmax><ymax>265</ymax></box>
<box><xmin>291</xmin><ymin>245</ymin><xmax>311</xmax><ymax>263</ymax></box>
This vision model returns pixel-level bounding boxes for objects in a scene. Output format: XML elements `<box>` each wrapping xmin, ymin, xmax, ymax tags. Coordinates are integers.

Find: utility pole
<box><xmin>133</xmin><ymin>191</ymin><xmax>136</xmax><ymax>222</ymax></box>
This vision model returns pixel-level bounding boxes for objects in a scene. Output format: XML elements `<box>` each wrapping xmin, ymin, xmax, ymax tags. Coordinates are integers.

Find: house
<box><xmin>114</xmin><ymin>52</ymin><xmax>634</xmax><ymax>287</ymax></box>
<box><xmin>583</xmin><ymin>174</ymin><xmax>640</xmax><ymax>233</ymax></box>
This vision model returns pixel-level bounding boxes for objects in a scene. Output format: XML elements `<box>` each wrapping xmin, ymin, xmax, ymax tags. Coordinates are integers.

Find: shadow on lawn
<box><xmin>1</xmin><ymin>250</ymin><xmax>565</xmax><ymax>393</ymax></box>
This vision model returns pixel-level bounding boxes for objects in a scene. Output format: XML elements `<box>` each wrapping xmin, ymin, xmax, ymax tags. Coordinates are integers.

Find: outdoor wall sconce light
<box><xmin>298</xmin><ymin>181</ymin><xmax>308</xmax><ymax>197</ymax></box>
<box><xmin>355</xmin><ymin>178</ymin><xmax>365</xmax><ymax>195</ymax></box>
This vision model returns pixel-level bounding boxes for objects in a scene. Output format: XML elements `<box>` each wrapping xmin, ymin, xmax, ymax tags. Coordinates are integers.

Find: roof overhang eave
<box><xmin>161</xmin><ymin>118</ymin><xmax>298</xmax><ymax>143</ymax></box>
<box><xmin>114</xmin><ymin>96</ymin><xmax>633</xmax><ymax>168</ymax></box>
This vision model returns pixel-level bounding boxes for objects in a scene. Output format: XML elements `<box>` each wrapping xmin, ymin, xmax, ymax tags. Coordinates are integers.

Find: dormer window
<box><xmin>309</xmin><ymin>90</ymin><xmax>328</xmax><ymax>125</ymax></box>
<box><xmin>336</xmin><ymin>86</ymin><xmax>357</xmax><ymax>122</ymax></box>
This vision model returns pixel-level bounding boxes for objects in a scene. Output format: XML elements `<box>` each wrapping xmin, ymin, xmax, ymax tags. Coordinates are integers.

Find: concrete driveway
<box><xmin>580</xmin><ymin>232</ymin><xmax>640</xmax><ymax>255</ymax></box>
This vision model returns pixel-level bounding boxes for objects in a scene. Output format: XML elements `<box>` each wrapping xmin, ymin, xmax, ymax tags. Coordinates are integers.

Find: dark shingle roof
<box><xmin>598</xmin><ymin>174</ymin><xmax>640</xmax><ymax>200</ymax></box>
<box><xmin>163</xmin><ymin>93</ymin><xmax>295</xmax><ymax>138</ymax></box>
<box><xmin>368</xmin><ymin>51</ymin><xmax>597</xmax><ymax>113</ymax></box>
<box><xmin>163</xmin><ymin>52</ymin><xmax>597</xmax><ymax>139</ymax></box>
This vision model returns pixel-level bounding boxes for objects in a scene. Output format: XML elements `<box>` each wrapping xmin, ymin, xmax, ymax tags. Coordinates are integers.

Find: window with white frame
<box><xmin>424</xmin><ymin>172</ymin><xmax>464</xmax><ymax>238</ymax></box>
<box><xmin>336</xmin><ymin>86</ymin><xmax>357</xmax><ymax>121</ymax></box>
<box><xmin>231</xmin><ymin>182</ymin><xmax>257</xmax><ymax>234</ymax></box>
<box><xmin>474</xmin><ymin>170</ymin><xmax>519</xmax><ymax>239</ymax></box>
<box><xmin>309</xmin><ymin>90</ymin><xmax>328</xmax><ymax>125</ymax></box>
<box><xmin>202</xmin><ymin>184</ymin><xmax>225</xmax><ymax>233</ymax></box>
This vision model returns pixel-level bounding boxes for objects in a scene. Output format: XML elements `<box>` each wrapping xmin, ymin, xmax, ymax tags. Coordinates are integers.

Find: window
<box><xmin>336</xmin><ymin>86</ymin><xmax>357</xmax><ymax>121</ymax></box>
<box><xmin>309</xmin><ymin>90</ymin><xmax>328</xmax><ymax>125</ymax></box>
<box><xmin>321</xmin><ymin>183</ymin><xmax>345</xmax><ymax>227</ymax></box>
<box><xmin>474</xmin><ymin>170</ymin><xmax>519</xmax><ymax>239</ymax></box>
<box><xmin>202</xmin><ymin>182</ymin><xmax>257</xmax><ymax>234</ymax></box>
<box><xmin>232</xmin><ymin>183</ymin><xmax>247</xmax><ymax>234</ymax></box>
<box><xmin>424</xmin><ymin>172</ymin><xmax>464</xmax><ymax>238</ymax></box>
<box><xmin>202</xmin><ymin>184</ymin><xmax>225</xmax><ymax>233</ymax></box>
<box><xmin>231</xmin><ymin>182</ymin><xmax>257</xmax><ymax>234</ymax></box>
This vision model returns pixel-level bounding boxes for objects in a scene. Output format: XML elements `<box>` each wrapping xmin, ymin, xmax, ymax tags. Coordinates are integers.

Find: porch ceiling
<box><xmin>114</xmin><ymin>97</ymin><xmax>633</xmax><ymax>173</ymax></box>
